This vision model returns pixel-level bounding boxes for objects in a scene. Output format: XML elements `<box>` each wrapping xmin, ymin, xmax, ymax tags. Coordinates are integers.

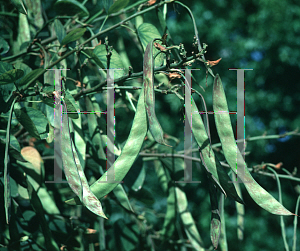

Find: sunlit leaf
<box><xmin>93</xmin><ymin>44</ymin><xmax>126</xmax><ymax>79</ymax></box>
<box><xmin>108</xmin><ymin>0</ymin><xmax>129</xmax><ymax>15</ymax></box>
<box><xmin>61</xmin><ymin>28</ymin><xmax>86</xmax><ymax>47</ymax></box>
<box><xmin>54</xmin><ymin>19</ymin><xmax>66</xmax><ymax>44</ymax></box>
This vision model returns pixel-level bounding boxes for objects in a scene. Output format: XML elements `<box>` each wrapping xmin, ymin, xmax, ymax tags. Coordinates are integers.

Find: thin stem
<box><xmin>293</xmin><ymin>195</ymin><xmax>300</xmax><ymax>251</ymax></box>
<box><xmin>99</xmin><ymin>15</ymin><xmax>108</xmax><ymax>32</ymax></box>
<box><xmin>267</xmin><ymin>167</ymin><xmax>290</xmax><ymax>251</ymax></box>
<box><xmin>13</xmin><ymin>0</ymin><xmax>174</xmax><ymax>91</ymax></box>
<box><xmin>72</xmin><ymin>53</ymin><xmax>197</xmax><ymax>100</ymax></box>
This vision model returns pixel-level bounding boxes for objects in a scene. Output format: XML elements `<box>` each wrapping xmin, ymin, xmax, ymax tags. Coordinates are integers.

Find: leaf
<box><xmin>137</xmin><ymin>23</ymin><xmax>164</xmax><ymax>67</ymax></box>
<box><xmin>65</xmin><ymin>85</ymin><xmax>148</xmax><ymax>205</ymax></box>
<box><xmin>14</xmin><ymin>62</ymin><xmax>32</xmax><ymax>84</ymax></box>
<box><xmin>26</xmin><ymin>179</ymin><xmax>59</xmax><ymax>251</ymax></box>
<box><xmin>0</xmin><ymin>62</ymin><xmax>13</xmax><ymax>74</ymax></box>
<box><xmin>161</xmin><ymin>185</ymin><xmax>176</xmax><ymax>238</ymax></box>
<box><xmin>108</xmin><ymin>0</ymin><xmax>129</xmax><ymax>15</ymax></box>
<box><xmin>93</xmin><ymin>44</ymin><xmax>125</xmax><ymax>79</ymax></box>
<box><xmin>14</xmin><ymin>107</ymin><xmax>49</xmax><ymax>140</ymax></box>
<box><xmin>131</xmin><ymin>163</ymin><xmax>146</xmax><ymax>191</ymax></box>
<box><xmin>61</xmin><ymin>101</ymin><xmax>107</xmax><ymax>219</ymax></box>
<box><xmin>0</xmin><ymin>130</ymin><xmax>26</xmax><ymax>162</ymax></box>
<box><xmin>54</xmin><ymin>19</ymin><xmax>67</xmax><ymax>45</ymax></box>
<box><xmin>113</xmin><ymin>184</ymin><xmax>134</xmax><ymax>212</ymax></box>
<box><xmin>18</xmin><ymin>148</ymin><xmax>60</xmax><ymax>215</ymax></box>
<box><xmin>175</xmin><ymin>187</ymin><xmax>205</xmax><ymax>251</ymax></box>
<box><xmin>10</xmin><ymin>0</ymin><xmax>27</xmax><ymax>15</ymax></box>
<box><xmin>61</xmin><ymin>28</ymin><xmax>86</xmax><ymax>47</ymax></box>
<box><xmin>137</xmin><ymin>23</ymin><xmax>161</xmax><ymax>51</ymax></box>
<box><xmin>128</xmin><ymin>187</ymin><xmax>155</xmax><ymax>205</ymax></box>
<box><xmin>64</xmin><ymin>91</ymin><xmax>79</xmax><ymax>119</ymax></box>
<box><xmin>54</xmin><ymin>0</ymin><xmax>89</xmax><ymax>17</ymax></box>
<box><xmin>213</xmin><ymin>74</ymin><xmax>294</xmax><ymax>216</ymax></box>
<box><xmin>14</xmin><ymin>108</ymin><xmax>40</xmax><ymax>140</ymax></box>
<box><xmin>103</xmin><ymin>0</ymin><xmax>113</xmax><ymax>13</ymax></box>
<box><xmin>85</xmin><ymin>96</ymin><xmax>106</xmax><ymax>160</ymax></box>
<box><xmin>18</xmin><ymin>68</ymin><xmax>44</xmax><ymax>87</ymax></box>
<box><xmin>0</xmin><ymin>69</ymin><xmax>24</xmax><ymax>85</ymax></box>
<box><xmin>113</xmin><ymin>219</ymin><xmax>140</xmax><ymax>250</ymax></box>
<box><xmin>143</xmin><ymin>40</ymin><xmax>169</xmax><ymax>146</ymax></box>
<box><xmin>83</xmin><ymin>49</ymin><xmax>105</xmax><ymax>69</ymax></box>
<box><xmin>0</xmin><ymin>37</ymin><xmax>10</xmax><ymax>56</ymax></box>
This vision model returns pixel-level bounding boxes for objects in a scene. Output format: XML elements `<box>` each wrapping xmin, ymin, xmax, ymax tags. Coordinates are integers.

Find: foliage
<box><xmin>0</xmin><ymin>0</ymin><xmax>299</xmax><ymax>250</ymax></box>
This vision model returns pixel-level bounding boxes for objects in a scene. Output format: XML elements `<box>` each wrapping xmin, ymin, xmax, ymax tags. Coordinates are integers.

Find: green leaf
<box><xmin>108</xmin><ymin>0</ymin><xmax>129</xmax><ymax>15</ymax></box>
<box><xmin>129</xmin><ymin>187</ymin><xmax>155</xmax><ymax>205</ymax></box>
<box><xmin>0</xmin><ymin>69</ymin><xmax>24</xmax><ymax>85</ymax></box>
<box><xmin>0</xmin><ymin>37</ymin><xmax>10</xmax><ymax>56</ymax></box>
<box><xmin>54</xmin><ymin>19</ymin><xmax>66</xmax><ymax>45</ymax></box>
<box><xmin>61</xmin><ymin>28</ymin><xmax>86</xmax><ymax>47</ymax></box>
<box><xmin>0</xmin><ymin>62</ymin><xmax>16</xmax><ymax>112</ymax></box>
<box><xmin>54</xmin><ymin>0</ymin><xmax>89</xmax><ymax>18</ymax></box>
<box><xmin>213</xmin><ymin>74</ymin><xmax>294</xmax><ymax>216</ymax></box>
<box><xmin>176</xmin><ymin>187</ymin><xmax>205</xmax><ymax>251</ymax></box>
<box><xmin>0</xmin><ymin>62</ymin><xmax>13</xmax><ymax>74</ymax></box>
<box><xmin>131</xmin><ymin>162</ymin><xmax>146</xmax><ymax>191</ymax></box>
<box><xmin>83</xmin><ymin>49</ymin><xmax>105</xmax><ymax>69</ymax></box>
<box><xmin>113</xmin><ymin>184</ymin><xmax>134</xmax><ymax>212</ymax></box>
<box><xmin>103</xmin><ymin>0</ymin><xmax>113</xmax><ymax>13</ymax></box>
<box><xmin>137</xmin><ymin>23</ymin><xmax>161</xmax><ymax>50</ymax></box>
<box><xmin>64</xmin><ymin>91</ymin><xmax>79</xmax><ymax>119</ymax></box>
<box><xmin>18</xmin><ymin>68</ymin><xmax>44</xmax><ymax>87</ymax></box>
<box><xmin>85</xmin><ymin>96</ymin><xmax>106</xmax><ymax>159</ymax></box>
<box><xmin>14</xmin><ymin>107</ymin><xmax>42</xmax><ymax>140</ymax></box>
<box><xmin>0</xmin><ymin>130</ymin><xmax>26</xmax><ymax>162</ymax></box>
<box><xmin>161</xmin><ymin>185</ymin><xmax>176</xmax><ymax>238</ymax></box>
<box><xmin>93</xmin><ymin>44</ymin><xmax>125</xmax><ymax>79</ymax></box>
<box><xmin>26</xmin><ymin>107</ymin><xmax>49</xmax><ymax>139</ymax></box>
<box><xmin>14</xmin><ymin>62</ymin><xmax>32</xmax><ymax>84</ymax></box>
<box><xmin>10</xmin><ymin>0</ymin><xmax>27</xmax><ymax>15</ymax></box>
<box><xmin>8</xmin><ymin>200</ymin><xmax>20</xmax><ymax>250</ymax></box>
<box><xmin>114</xmin><ymin>219</ymin><xmax>140</xmax><ymax>250</ymax></box>
<box><xmin>137</xmin><ymin>23</ymin><xmax>164</xmax><ymax>67</ymax></box>
<box><xmin>26</xmin><ymin>179</ymin><xmax>59</xmax><ymax>251</ymax></box>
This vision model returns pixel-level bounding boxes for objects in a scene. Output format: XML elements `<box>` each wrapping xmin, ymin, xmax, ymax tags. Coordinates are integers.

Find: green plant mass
<box><xmin>0</xmin><ymin>0</ymin><xmax>299</xmax><ymax>250</ymax></box>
